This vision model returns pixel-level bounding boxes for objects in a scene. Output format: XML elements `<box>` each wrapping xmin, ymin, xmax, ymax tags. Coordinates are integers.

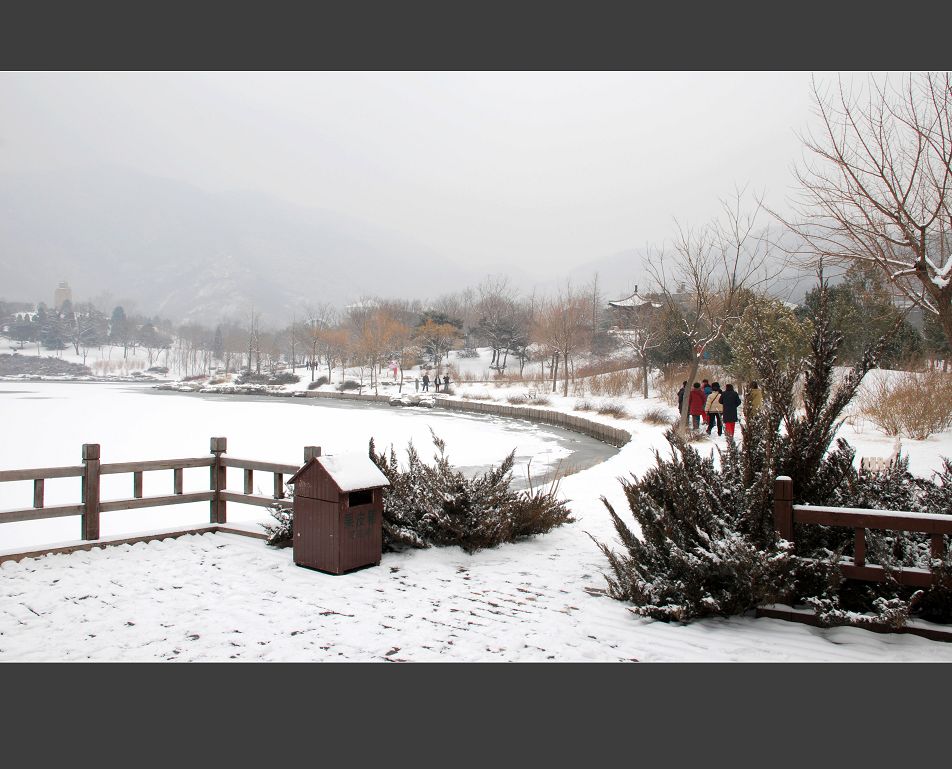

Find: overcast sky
<box><xmin>0</xmin><ymin>71</ymin><xmax>832</xmax><ymax>274</ymax></box>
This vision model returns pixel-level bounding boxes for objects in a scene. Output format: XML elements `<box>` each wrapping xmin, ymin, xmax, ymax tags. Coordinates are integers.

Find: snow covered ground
<box><xmin>2</xmin><ymin>349</ymin><xmax>952</xmax><ymax>661</ymax></box>
<box><xmin>3</xmin><ymin>431</ymin><xmax>952</xmax><ymax>661</ymax></box>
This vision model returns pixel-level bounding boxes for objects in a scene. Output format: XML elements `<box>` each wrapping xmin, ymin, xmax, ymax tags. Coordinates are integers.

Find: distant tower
<box><xmin>54</xmin><ymin>281</ymin><xmax>72</xmax><ymax>309</ymax></box>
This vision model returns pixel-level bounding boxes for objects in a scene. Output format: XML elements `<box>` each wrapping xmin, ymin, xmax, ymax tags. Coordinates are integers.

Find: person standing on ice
<box><xmin>719</xmin><ymin>383</ymin><xmax>741</xmax><ymax>439</ymax></box>
<box><xmin>688</xmin><ymin>382</ymin><xmax>706</xmax><ymax>430</ymax></box>
<box><xmin>422</xmin><ymin>374</ymin><xmax>429</xmax><ymax>392</ymax></box>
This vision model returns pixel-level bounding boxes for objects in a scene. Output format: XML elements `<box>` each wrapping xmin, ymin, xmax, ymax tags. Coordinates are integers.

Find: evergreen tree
<box><xmin>798</xmin><ymin>264</ymin><xmax>923</xmax><ymax>367</ymax></box>
<box><xmin>593</xmin><ymin>280</ymin><xmax>903</xmax><ymax>622</ymax></box>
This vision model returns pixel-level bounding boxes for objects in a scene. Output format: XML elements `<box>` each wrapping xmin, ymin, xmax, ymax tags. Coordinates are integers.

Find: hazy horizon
<box><xmin>1</xmin><ymin>72</ymin><xmax>835</xmax><ymax>276</ymax></box>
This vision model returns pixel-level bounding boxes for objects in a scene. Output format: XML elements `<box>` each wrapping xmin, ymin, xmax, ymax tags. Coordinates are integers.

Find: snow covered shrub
<box><xmin>533</xmin><ymin>395</ymin><xmax>552</xmax><ymax>406</ymax></box>
<box><xmin>263</xmin><ymin>501</ymin><xmax>294</xmax><ymax>547</ymax></box>
<box><xmin>640</xmin><ymin>407</ymin><xmax>672</xmax><ymax>425</ymax></box>
<box><xmin>338</xmin><ymin>380</ymin><xmax>360</xmax><ymax>391</ymax></box>
<box><xmin>261</xmin><ymin>435</ymin><xmax>572</xmax><ymax>554</ymax></box>
<box><xmin>574</xmin><ymin>399</ymin><xmax>594</xmax><ymax>411</ymax></box>
<box><xmin>594</xmin><ymin>282</ymin><xmax>908</xmax><ymax>624</ymax></box>
<box><xmin>594</xmin><ymin>433</ymin><xmax>797</xmax><ymax>621</ymax></box>
<box><xmin>596</xmin><ymin>400</ymin><xmax>628</xmax><ymax>418</ymax></box>
<box><xmin>369</xmin><ymin>432</ymin><xmax>573</xmax><ymax>553</ymax></box>
<box><xmin>910</xmin><ymin>547</ymin><xmax>952</xmax><ymax>624</ymax></box>
<box><xmin>236</xmin><ymin>372</ymin><xmax>271</xmax><ymax>384</ymax></box>
<box><xmin>507</xmin><ymin>394</ymin><xmax>529</xmax><ymax>405</ymax></box>
<box><xmin>307</xmin><ymin>376</ymin><xmax>329</xmax><ymax>390</ymax></box>
<box><xmin>860</xmin><ymin>370</ymin><xmax>952</xmax><ymax>439</ymax></box>
<box><xmin>269</xmin><ymin>372</ymin><xmax>301</xmax><ymax>385</ymax></box>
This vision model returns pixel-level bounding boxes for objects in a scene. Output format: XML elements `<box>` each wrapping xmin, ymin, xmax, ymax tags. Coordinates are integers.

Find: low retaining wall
<box><xmin>302</xmin><ymin>389</ymin><xmax>631</xmax><ymax>448</ymax></box>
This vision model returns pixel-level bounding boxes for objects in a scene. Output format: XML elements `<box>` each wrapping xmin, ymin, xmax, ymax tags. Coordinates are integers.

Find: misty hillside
<box><xmin>0</xmin><ymin>168</ymin><xmax>477</xmax><ymax>323</ymax></box>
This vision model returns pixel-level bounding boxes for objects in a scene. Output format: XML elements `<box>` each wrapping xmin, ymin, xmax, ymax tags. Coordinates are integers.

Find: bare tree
<box><xmin>475</xmin><ymin>275</ymin><xmax>519</xmax><ymax>370</ymax></box>
<box><xmin>608</xmin><ymin>305</ymin><xmax>663</xmax><ymax>399</ymax></box>
<box><xmin>648</xmin><ymin>189</ymin><xmax>774</xmax><ymax>433</ymax></box>
<box><xmin>787</xmin><ymin>72</ymin><xmax>952</xmax><ymax>347</ymax></box>
<box><xmin>533</xmin><ymin>284</ymin><xmax>592</xmax><ymax>397</ymax></box>
<box><xmin>301</xmin><ymin>302</ymin><xmax>337</xmax><ymax>381</ymax></box>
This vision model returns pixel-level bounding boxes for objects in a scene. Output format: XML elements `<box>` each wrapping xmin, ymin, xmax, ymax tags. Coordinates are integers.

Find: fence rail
<box><xmin>773</xmin><ymin>476</ymin><xmax>950</xmax><ymax>587</ymax></box>
<box><xmin>0</xmin><ymin>438</ymin><xmax>314</xmax><ymax>544</ymax></box>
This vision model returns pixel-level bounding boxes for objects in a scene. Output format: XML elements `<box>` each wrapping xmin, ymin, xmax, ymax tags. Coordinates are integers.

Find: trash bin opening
<box><xmin>348</xmin><ymin>489</ymin><xmax>373</xmax><ymax>507</ymax></box>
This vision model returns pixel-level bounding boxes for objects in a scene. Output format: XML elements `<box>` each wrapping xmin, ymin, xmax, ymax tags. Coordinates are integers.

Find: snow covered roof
<box><xmin>290</xmin><ymin>452</ymin><xmax>390</xmax><ymax>492</ymax></box>
<box><xmin>607</xmin><ymin>288</ymin><xmax>662</xmax><ymax>309</ymax></box>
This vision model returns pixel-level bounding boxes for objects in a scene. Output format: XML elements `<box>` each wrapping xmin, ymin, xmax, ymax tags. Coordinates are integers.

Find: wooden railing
<box><xmin>773</xmin><ymin>476</ymin><xmax>952</xmax><ymax>587</ymax></box>
<box><xmin>0</xmin><ymin>437</ymin><xmax>312</xmax><ymax>544</ymax></box>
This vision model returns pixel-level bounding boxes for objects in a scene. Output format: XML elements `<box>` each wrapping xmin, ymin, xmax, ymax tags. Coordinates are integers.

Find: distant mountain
<box><xmin>0</xmin><ymin>167</ymin><xmax>477</xmax><ymax>323</ymax></box>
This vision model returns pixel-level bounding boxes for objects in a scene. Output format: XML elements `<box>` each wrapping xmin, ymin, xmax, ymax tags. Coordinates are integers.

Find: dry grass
<box><xmin>507</xmin><ymin>394</ymin><xmax>529</xmax><ymax>405</ymax></box>
<box><xmin>860</xmin><ymin>370</ymin><xmax>952</xmax><ymax>439</ymax></box>
<box><xmin>641</xmin><ymin>407</ymin><xmax>674</xmax><ymax>425</ymax></box>
<box><xmin>596</xmin><ymin>399</ymin><xmax>629</xmax><ymax>419</ymax></box>
<box><xmin>460</xmin><ymin>392</ymin><xmax>492</xmax><ymax>401</ymax></box>
<box><xmin>533</xmin><ymin>395</ymin><xmax>552</xmax><ymax>406</ymax></box>
<box><xmin>588</xmin><ymin>369</ymin><xmax>642</xmax><ymax>398</ymax></box>
<box><xmin>575</xmin><ymin>358</ymin><xmax>638</xmax><ymax>378</ymax></box>
<box><xmin>574</xmin><ymin>398</ymin><xmax>595</xmax><ymax>412</ymax></box>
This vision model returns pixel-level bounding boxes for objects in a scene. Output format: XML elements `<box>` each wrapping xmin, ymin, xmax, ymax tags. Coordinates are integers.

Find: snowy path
<box><xmin>3</xmin><ymin>429</ymin><xmax>952</xmax><ymax>661</ymax></box>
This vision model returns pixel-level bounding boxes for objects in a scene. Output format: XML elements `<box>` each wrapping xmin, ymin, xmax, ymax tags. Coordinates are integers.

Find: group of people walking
<box><xmin>677</xmin><ymin>379</ymin><xmax>762</xmax><ymax>438</ymax></box>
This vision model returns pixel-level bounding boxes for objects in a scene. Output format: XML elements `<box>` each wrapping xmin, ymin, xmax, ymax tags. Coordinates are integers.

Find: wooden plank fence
<box><xmin>762</xmin><ymin>475</ymin><xmax>952</xmax><ymax>641</ymax></box>
<box><xmin>772</xmin><ymin>475</ymin><xmax>951</xmax><ymax>587</ymax></box>
<box><xmin>0</xmin><ymin>437</ymin><xmax>302</xmax><ymax>563</ymax></box>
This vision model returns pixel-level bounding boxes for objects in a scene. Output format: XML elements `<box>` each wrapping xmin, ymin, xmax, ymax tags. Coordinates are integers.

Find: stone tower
<box><xmin>54</xmin><ymin>281</ymin><xmax>72</xmax><ymax>309</ymax></box>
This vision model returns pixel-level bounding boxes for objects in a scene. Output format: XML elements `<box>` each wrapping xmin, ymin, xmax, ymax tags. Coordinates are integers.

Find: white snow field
<box><xmin>2</xmin><ymin>378</ymin><xmax>952</xmax><ymax>661</ymax></box>
<box><xmin>0</xmin><ymin>382</ymin><xmax>578</xmax><ymax>551</ymax></box>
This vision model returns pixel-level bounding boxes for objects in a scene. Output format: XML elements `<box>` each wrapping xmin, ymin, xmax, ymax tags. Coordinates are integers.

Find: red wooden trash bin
<box><xmin>288</xmin><ymin>452</ymin><xmax>389</xmax><ymax>575</ymax></box>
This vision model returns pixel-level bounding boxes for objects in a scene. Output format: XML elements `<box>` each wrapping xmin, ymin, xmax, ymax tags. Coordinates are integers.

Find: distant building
<box><xmin>54</xmin><ymin>281</ymin><xmax>72</xmax><ymax>310</ymax></box>
<box><xmin>607</xmin><ymin>286</ymin><xmax>663</xmax><ymax>329</ymax></box>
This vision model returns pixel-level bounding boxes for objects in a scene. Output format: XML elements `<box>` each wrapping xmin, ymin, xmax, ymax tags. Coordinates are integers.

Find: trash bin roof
<box><xmin>289</xmin><ymin>452</ymin><xmax>390</xmax><ymax>492</ymax></box>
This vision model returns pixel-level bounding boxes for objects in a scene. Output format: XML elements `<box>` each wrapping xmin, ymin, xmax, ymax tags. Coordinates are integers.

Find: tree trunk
<box><xmin>676</xmin><ymin>355</ymin><xmax>702</xmax><ymax>437</ymax></box>
<box><xmin>642</xmin><ymin>357</ymin><xmax>650</xmax><ymax>399</ymax></box>
<box><xmin>551</xmin><ymin>354</ymin><xmax>559</xmax><ymax>393</ymax></box>
<box><xmin>562</xmin><ymin>352</ymin><xmax>569</xmax><ymax>397</ymax></box>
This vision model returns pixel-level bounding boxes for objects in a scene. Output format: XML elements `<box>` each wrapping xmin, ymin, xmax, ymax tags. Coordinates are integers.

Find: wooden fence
<box><xmin>772</xmin><ymin>476</ymin><xmax>951</xmax><ymax>587</ymax></box>
<box><xmin>759</xmin><ymin>476</ymin><xmax>952</xmax><ymax>642</ymax></box>
<box><xmin>0</xmin><ymin>437</ymin><xmax>310</xmax><ymax>563</ymax></box>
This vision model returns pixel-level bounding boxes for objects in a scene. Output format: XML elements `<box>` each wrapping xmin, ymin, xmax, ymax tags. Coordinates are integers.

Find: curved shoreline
<box><xmin>148</xmin><ymin>386</ymin><xmax>631</xmax><ymax>487</ymax></box>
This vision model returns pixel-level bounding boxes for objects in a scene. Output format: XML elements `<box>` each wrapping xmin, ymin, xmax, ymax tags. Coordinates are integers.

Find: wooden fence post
<box><xmin>210</xmin><ymin>437</ymin><xmax>227</xmax><ymax>524</ymax></box>
<box><xmin>82</xmin><ymin>443</ymin><xmax>101</xmax><ymax>540</ymax></box>
<box><xmin>773</xmin><ymin>475</ymin><xmax>794</xmax><ymax>546</ymax></box>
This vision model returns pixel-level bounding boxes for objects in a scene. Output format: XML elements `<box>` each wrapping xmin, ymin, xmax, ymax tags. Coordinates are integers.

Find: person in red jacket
<box><xmin>687</xmin><ymin>382</ymin><xmax>707</xmax><ymax>430</ymax></box>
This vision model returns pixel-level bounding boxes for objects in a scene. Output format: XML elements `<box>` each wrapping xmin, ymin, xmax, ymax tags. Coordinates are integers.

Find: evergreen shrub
<box><xmin>264</xmin><ymin>432</ymin><xmax>573</xmax><ymax>554</ymax></box>
<box><xmin>594</xmin><ymin>283</ymin><xmax>952</xmax><ymax>627</ymax></box>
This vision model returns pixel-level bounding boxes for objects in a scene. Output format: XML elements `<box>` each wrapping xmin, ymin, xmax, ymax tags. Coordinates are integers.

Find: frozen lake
<box><xmin>0</xmin><ymin>382</ymin><xmax>616</xmax><ymax>551</ymax></box>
